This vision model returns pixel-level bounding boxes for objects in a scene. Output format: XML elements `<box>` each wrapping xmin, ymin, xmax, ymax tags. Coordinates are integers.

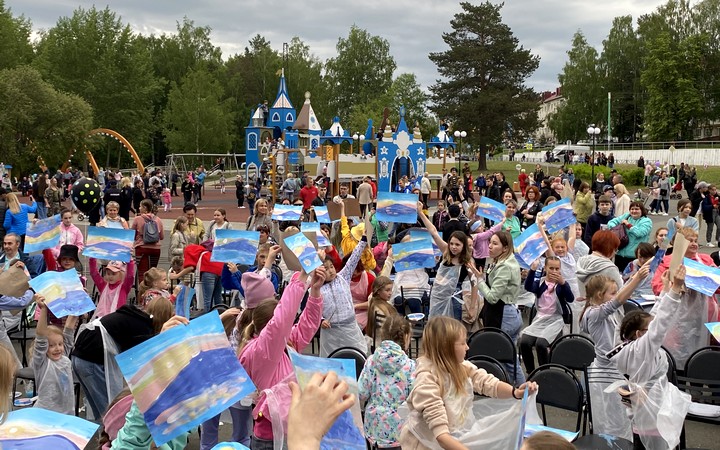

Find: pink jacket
<box><xmin>472</xmin><ymin>223</ymin><xmax>502</xmax><ymax>259</ymax></box>
<box><xmin>89</xmin><ymin>258</ymin><xmax>136</xmax><ymax>316</ymax></box>
<box><xmin>239</xmin><ymin>274</ymin><xmax>323</xmax><ymax>441</ymax></box>
<box><xmin>51</xmin><ymin>223</ymin><xmax>84</xmax><ymax>259</ymax></box>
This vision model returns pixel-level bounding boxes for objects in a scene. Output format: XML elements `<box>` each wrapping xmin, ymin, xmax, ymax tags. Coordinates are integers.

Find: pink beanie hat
<box><xmin>241</xmin><ymin>271</ymin><xmax>276</xmax><ymax>309</ymax></box>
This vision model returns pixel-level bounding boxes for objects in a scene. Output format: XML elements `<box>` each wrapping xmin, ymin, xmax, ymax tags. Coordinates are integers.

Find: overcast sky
<box><xmin>8</xmin><ymin>0</ymin><xmax>667</xmax><ymax>93</ymax></box>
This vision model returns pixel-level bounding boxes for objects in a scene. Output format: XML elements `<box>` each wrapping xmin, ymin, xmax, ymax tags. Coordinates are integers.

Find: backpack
<box><xmin>142</xmin><ymin>217</ymin><xmax>160</xmax><ymax>244</ymax></box>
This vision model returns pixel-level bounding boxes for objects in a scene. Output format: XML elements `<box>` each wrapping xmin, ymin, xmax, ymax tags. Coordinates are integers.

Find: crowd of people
<box><xmin>0</xmin><ymin>157</ymin><xmax>718</xmax><ymax>450</ymax></box>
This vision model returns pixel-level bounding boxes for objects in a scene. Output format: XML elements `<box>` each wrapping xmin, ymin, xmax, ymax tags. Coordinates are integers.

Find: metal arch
<box><xmin>62</xmin><ymin>128</ymin><xmax>145</xmax><ymax>174</ymax></box>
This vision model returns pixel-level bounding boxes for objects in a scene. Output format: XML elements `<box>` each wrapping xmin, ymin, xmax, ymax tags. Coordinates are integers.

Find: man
<box><xmin>184</xmin><ymin>204</ymin><xmax>205</xmax><ymax>244</ymax></box>
<box><xmin>311</xmin><ymin>185</ymin><xmax>327</xmax><ymax>208</ymax></box>
<box><xmin>584</xmin><ymin>195</ymin><xmax>614</xmax><ymax>249</ymax></box>
<box><xmin>494</xmin><ymin>172</ymin><xmax>511</xmax><ymax>194</ymax></box>
<box><xmin>333</xmin><ymin>183</ymin><xmax>355</xmax><ymax>203</ymax></box>
<box><xmin>299</xmin><ymin>176</ymin><xmax>319</xmax><ymax>210</ymax></box>
<box><xmin>356</xmin><ymin>177</ymin><xmax>373</xmax><ymax>218</ymax></box>
<box><xmin>0</xmin><ymin>233</ymin><xmax>27</xmax><ymax>271</ymax></box>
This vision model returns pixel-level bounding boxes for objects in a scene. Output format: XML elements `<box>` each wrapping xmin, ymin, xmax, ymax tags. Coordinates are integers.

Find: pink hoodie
<box><xmin>472</xmin><ymin>222</ymin><xmax>502</xmax><ymax>259</ymax></box>
<box><xmin>239</xmin><ymin>273</ymin><xmax>323</xmax><ymax>441</ymax></box>
<box><xmin>51</xmin><ymin>223</ymin><xmax>84</xmax><ymax>259</ymax></box>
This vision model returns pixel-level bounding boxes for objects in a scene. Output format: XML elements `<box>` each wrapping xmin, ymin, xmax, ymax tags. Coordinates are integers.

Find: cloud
<box><xmin>8</xmin><ymin>0</ymin><xmax>666</xmax><ymax>93</ymax></box>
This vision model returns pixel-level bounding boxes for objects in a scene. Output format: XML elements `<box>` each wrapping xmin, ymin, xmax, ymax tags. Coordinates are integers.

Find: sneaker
<box><xmin>661</xmin><ymin>212</ymin><xmax>668</xmax><ymax>216</ymax></box>
<box><xmin>708</xmin><ymin>243</ymin><xmax>715</xmax><ymax>247</ymax></box>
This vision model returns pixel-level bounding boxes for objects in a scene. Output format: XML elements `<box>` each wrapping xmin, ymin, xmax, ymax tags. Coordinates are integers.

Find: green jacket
<box><xmin>371</xmin><ymin>214</ymin><xmax>390</xmax><ymax>243</ymax></box>
<box><xmin>607</xmin><ymin>214</ymin><xmax>653</xmax><ymax>259</ymax></box>
<box><xmin>112</xmin><ymin>401</ymin><xmax>188</xmax><ymax>450</ymax></box>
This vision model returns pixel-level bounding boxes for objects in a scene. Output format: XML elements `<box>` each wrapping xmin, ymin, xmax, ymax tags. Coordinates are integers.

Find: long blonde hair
<box><xmin>5</xmin><ymin>193</ymin><xmax>20</xmax><ymax>214</ymax></box>
<box><xmin>0</xmin><ymin>346</ymin><xmax>16</xmax><ymax>423</ymax></box>
<box><xmin>421</xmin><ymin>316</ymin><xmax>467</xmax><ymax>393</ymax></box>
<box><xmin>145</xmin><ymin>297</ymin><xmax>174</xmax><ymax>334</ymax></box>
<box><xmin>238</xmin><ymin>299</ymin><xmax>279</xmax><ymax>355</ymax></box>
<box><xmin>579</xmin><ymin>275</ymin><xmax>614</xmax><ymax>322</ymax></box>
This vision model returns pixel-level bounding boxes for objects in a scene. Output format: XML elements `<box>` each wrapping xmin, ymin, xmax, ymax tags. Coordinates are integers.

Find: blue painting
<box><xmin>283</xmin><ymin>232</ymin><xmax>322</xmax><ymax>273</ymax></box>
<box><xmin>83</xmin><ymin>226</ymin><xmax>135</xmax><ymax>262</ymax></box>
<box><xmin>523</xmin><ymin>424</ymin><xmax>578</xmax><ymax>442</ymax></box>
<box><xmin>28</xmin><ymin>270</ymin><xmax>95</xmax><ymax>318</ymax></box>
<box><xmin>211</xmin><ymin>443</ymin><xmax>251</xmax><ymax>450</ymax></box>
<box><xmin>210</xmin><ymin>230</ymin><xmax>260</xmax><ymax>265</ymax></box>
<box><xmin>408</xmin><ymin>229</ymin><xmax>443</xmax><ymax>260</ymax></box>
<box><xmin>536</xmin><ymin>198</ymin><xmax>576</xmax><ymax>234</ymax></box>
<box><xmin>393</xmin><ymin>239</ymin><xmax>436</xmax><ymax>272</ymax></box>
<box><xmin>289</xmin><ymin>352</ymin><xmax>365</xmax><ymax>450</ymax></box>
<box><xmin>514</xmin><ymin>223</ymin><xmax>548</xmax><ymax>268</ymax></box>
<box><xmin>175</xmin><ymin>285</ymin><xmax>194</xmax><ymax>318</ymax></box>
<box><xmin>475</xmin><ymin>197</ymin><xmax>507</xmax><ymax>223</ymax></box>
<box><xmin>301</xmin><ymin>222</ymin><xmax>330</xmax><ymax>247</ymax></box>
<box><xmin>649</xmin><ymin>248</ymin><xmax>666</xmax><ymax>274</ymax></box>
<box><xmin>683</xmin><ymin>258</ymin><xmax>720</xmax><ymax>296</ymax></box>
<box><xmin>115</xmin><ymin>311</ymin><xmax>256</xmax><ymax>447</ymax></box>
<box><xmin>314</xmin><ymin>206</ymin><xmax>331</xmax><ymax>224</ymax></box>
<box><xmin>272</xmin><ymin>204</ymin><xmax>303</xmax><ymax>221</ymax></box>
<box><xmin>375</xmin><ymin>192</ymin><xmax>418</xmax><ymax>224</ymax></box>
<box><xmin>0</xmin><ymin>407</ymin><xmax>99</xmax><ymax>450</ymax></box>
<box><xmin>24</xmin><ymin>214</ymin><xmax>61</xmax><ymax>254</ymax></box>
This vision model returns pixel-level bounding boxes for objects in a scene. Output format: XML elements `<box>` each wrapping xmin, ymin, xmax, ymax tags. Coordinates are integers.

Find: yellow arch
<box><xmin>62</xmin><ymin>129</ymin><xmax>145</xmax><ymax>174</ymax></box>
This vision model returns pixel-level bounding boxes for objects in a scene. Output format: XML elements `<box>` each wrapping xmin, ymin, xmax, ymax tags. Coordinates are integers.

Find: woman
<box><xmin>35</xmin><ymin>174</ymin><xmax>48</xmax><ymax>219</ymax></box>
<box><xmin>517</xmin><ymin>186</ymin><xmax>541</xmax><ymax>229</ymax></box>
<box><xmin>467</xmin><ymin>231</ymin><xmax>525</xmax><ymax>384</ymax></box>
<box><xmin>131</xmin><ymin>179</ymin><xmax>145</xmax><ymax>216</ymax></box>
<box><xmin>206</xmin><ymin>208</ymin><xmax>232</xmax><ymax>241</ymax></box>
<box><xmin>169</xmin><ymin>216</ymin><xmax>190</xmax><ymax>260</ymax></box>
<box><xmin>573</xmin><ymin>182</ymin><xmax>594</xmax><ymax>235</ymax></box>
<box><xmin>247</xmin><ymin>198</ymin><xmax>273</xmax><ymax>232</ymax></box>
<box><xmin>607</xmin><ymin>201</ymin><xmax>653</xmax><ymax>272</ymax></box>
<box><xmin>45</xmin><ymin>177</ymin><xmax>63</xmax><ymax>217</ymax></box>
<box><xmin>652</xmin><ymin>227</ymin><xmax>669</xmax><ymax>251</ymax></box>
<box><xmin>613</xmin><ymin>184</ymin><xmax>631</xmax><ymax>218</ymax></box>
<box><xmin>131</xmin><ymin>199</ymin><xmax>165</xmax><ymax>283</ymax></box>
<box><xmin>668</xmin><ymin>198</ymin><xmax>699</xmax><ymax>238</ymax></box>
<box><xmin>235</xmin><ymin>175</ymin><xmax>245</xmax><ymax>208</ymax></box>
<box><xmin>3</xmin><ymin>193</ymin><xmax>37</xmax><ymax>249</ymax></box>
<box><xmin>420</xmin><ymin>172</ymin><xmax>432</xmax><ymax>209</ymax></box>
<box><xmin>518</xmin><ymin>169</ymin><xmax>528</xmax><ymax>196</ymax></box>
<box><xmin>118</xmin><ymin>177</ymin><xmax>134</xmax><ymax>221</ymax></box>
<box><xmin>657</xmin><ymin>171</ymin><xmax>671</xmax><ymax>215</ymax></box>
<box><xmin>533</xmin><ymin>164</ymin><xmax>544</xmax><ymax>186</ymax></box>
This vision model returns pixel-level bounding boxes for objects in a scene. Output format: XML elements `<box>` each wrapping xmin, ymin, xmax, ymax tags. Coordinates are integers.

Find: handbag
<box><xmin>610</xmin><ymin>223</ymin><xmax>630</xmax><ymax>250</ymax></box>
<box><xmin>660</xmin><ymin>188</ymin><xmax>668</xmax><ymax>197</ymax></box>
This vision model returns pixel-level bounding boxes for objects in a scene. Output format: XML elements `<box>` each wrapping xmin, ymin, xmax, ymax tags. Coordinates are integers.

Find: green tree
<box><xmin>0</xmin><ymin>66</ymin><xmax>93</xmax><ymax>175</ymax></box>
<box><xmin>285</xmin><ymin>37</ymin><xmax>331</xmax><ymax>129</ymax></box>
<box><xmin>162</xmin><ymin>68</ymin><xmax>233</xmax><ymax>153</ymax></box>
<box><xmin>429</xmin><ymin>1</ymin><xmax>539</xmax><ymax>170</ymax></box>
<box><xmin>33</xmin><ymin>6</ymin><xmax>160</xmax><ymax>167</ymax></box>
<box><xmin>549</xmin><ymin>31</ymin><xmax>604</xmax><ymax>143</ymax></box>
<box><xmin>0</xmin><ymin>0</ymin><xmax>33</xmax><ymax>70</ymax></box>
<box><xmin>325</xmin><ymin>26</ymin><xmax>396</xmax><ymax>119</ymax></box>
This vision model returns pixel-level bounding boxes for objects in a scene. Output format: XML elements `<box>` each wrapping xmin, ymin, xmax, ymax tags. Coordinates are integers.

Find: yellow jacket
<box><xmin>340</xmin><ymin>216</ymin><xmax>376</xmax><ymax>271</ymax></box>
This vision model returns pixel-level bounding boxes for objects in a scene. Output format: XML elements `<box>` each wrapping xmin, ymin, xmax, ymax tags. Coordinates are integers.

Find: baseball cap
<box><xmin>105</xmin><ymin>261</ymin><xmax>127</xmax><ymax>273</ymax></box>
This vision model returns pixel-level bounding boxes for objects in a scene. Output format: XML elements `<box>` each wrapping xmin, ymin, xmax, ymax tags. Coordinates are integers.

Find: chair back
<box><xmin>466</xmin><ymin>327</ymin><xmax>514</xmax><ymax>363</ymax></box>
<box><xmin>549</xmin><ymin>334</ymin><xmax>595</xmax><ymax>371</ymax></box>
<box><xmin>528</xmin><ymin>363</ymin><xmax>584</xmax><ymax>432</ymax></box>
<box><xmin>622</xmin><ymin>299</ymin><xmax>641</xmax><ymax>314</ymax></box>
<box><xmin>370</xmin><ymin>311</ymin><xmax>388</xmax><ymax>353</ymax></box>
<box><xmin>467</xmin><ymin>356</ymin><xmax>508</xmax><ymax>383</ymax></box>
<box><xmin>660</xmin><ymin>346</ymin><xmax>678</xmax><ymax>386</ymax></box>
<box><xmin>328</xmin><ymin>347</ymin><xmax>367</xmax><ymax>380</ymax></box>
<box><xmin>684</xmin><ymin>346</ymin><xmax>720</xmax><ymax>380</ymax></box>
<box><xmin>400</xmin><ymin>286</ymin><xmax>430</xmax><ymax>315</ymax></box>
<box><xmin>528</xmin><ymin>304</ymin><xmax>537</xmax><ymax>325</ymax></box>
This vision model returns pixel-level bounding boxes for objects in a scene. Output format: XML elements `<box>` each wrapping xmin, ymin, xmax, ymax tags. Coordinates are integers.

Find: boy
<box><xmin>584</xmin><ymin>195</ymin><xmax>614</xmax><ymax>250</ymax></box>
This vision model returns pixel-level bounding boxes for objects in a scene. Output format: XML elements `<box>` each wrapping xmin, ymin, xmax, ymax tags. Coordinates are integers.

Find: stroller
<box><xmin>671</xmin><ymin>179</ymin><xmax>683</xmax><ymax>199</ymax></box>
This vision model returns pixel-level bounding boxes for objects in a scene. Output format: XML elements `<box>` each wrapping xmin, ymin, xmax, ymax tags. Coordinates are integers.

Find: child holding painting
<box><xmin>89</xmin><ymin>258</ymin><xmax>135</xmax><ymax>319</ymax></box>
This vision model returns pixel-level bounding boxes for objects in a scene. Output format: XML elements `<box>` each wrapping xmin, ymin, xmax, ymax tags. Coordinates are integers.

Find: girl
<box><xmin>162</xmin><ymin>187</ymin><xmax>172</xmax><ymax>212</ymax></box>
<box><xmin>432</xmin><ymin>200</ymin><xmax>449</xmax><ymax>232</ymax></box>
<box><xmin>89</xmin><ymin>258</ymin><xmax>135</xmax><ymax>319</ymax></box>
<box><xmin>348</xmin><ymin>256</ymin><xmax>375</xmax><ymax>331</ymax></box>
<box><xmin>648</xmin><ymin>182</ymin><xmax>660</xmax><ymax>215</ymax></box>
<box><xmin>219</xmin><ymin>172</ymin><xmax>226</xmax><ymax>194</ymax></box>
<box><xmin>470</xmin><ymin>217</ymin><xmax>505</xmax><ymax>269</ymax></box>
<box><xmin>222</xmin><ymin>244</ymin><xmax>282</xmax><ymax>301</ymax></box>
<box><xmin>668</xmin><ymin>198</ymin><xmax>699</xmax><ymax>236</ymax></box>
<box><xmin>139</xmin><ymin>267</ymin><xmax>180</xmax><ymax>307</ymax></box>
<box><xmin>418</xmin><ymin>205</ymin><xmax>474</xmax><ymax>321</ymax></box>
<box><xmin>652</xmin><ymin>227</ymin><xmax>668</xmax><ymax>252</ymax></box>
<box><xmin>359</xmin><ymin>315</ymin><xmax>415</xmax><ymax>449</ymax></box>
<box><xmin>399</xmin><ymin>316</ymin><xmax>538</xmax><ymax>449</ymax></box>
<box><xmin>364</xmin><ymin>276</ymin><xmax>397</xmax><ymax>349</ymax></box>
<box><xmin>4</xmin><ymin>192</ymin><xmax>37</xmax><ymax>249</ymax></box>
<box><xmin>520</xmin><ymin>256</ymin><xmax>574</xmax><ymax>373</ymax></box>
<box><xmin>51</xmin><ymin>208</ymin><xmax>84</xmax><ymax>260</ymax></box>
<box><xmin>239</xmin><ymin>268</ymin><xmax>325</xmax><ymax>450</ymax></box>
<box><xmin>621</xmin><ymin>243</ymin><xmax>655</xmax><ymax>298</ymax></box>
<box><xmin>206</xmin><ymin>208</ymin><xmax>232</xmax><ymax>241</ymax></box>
<box><xmin>578</xmin><ymin>264</ymin><xmax>650</xmax><ymax>440</ymax></box>
<box><xmin>32</xmin><ymin>294</ymin><xmax>78</xmax><ymax>414</ymax></box>
<box><xmin>467</xmin><ymin>231</ymin><xmax>525</xmax><ymax>384</ymax></box>
<box><xmin>0</xmin><ymin>346</ymin><xmax>15</xmax><ymax>423</ymax></box>
<box><xmin>503</xmin><ymin>199</ymin><xmax>521</xmax><ymax>239</ymax></box>
<box><xmin>99</xmin><ymin>201</ymin><xmax>129</xmax><ymax>229</ymax></box>
<box><xmin>169</xmin><ymin>216</ymin><xmax>190</xmax><ymax>260</ymax></box>
<box><xmin>610</xmin><ymin>266</ymin><xmax>690</xmax><ymax>450</ymax></box>
<box><xmin>380</xmin><ymin>242</ymin><xmax>431</xmax><ymax>315</ymax></box>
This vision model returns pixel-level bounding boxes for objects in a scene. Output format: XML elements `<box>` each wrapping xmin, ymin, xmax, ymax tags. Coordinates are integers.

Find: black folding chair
<box><xmin>328</xmin><ymin>347</ymin><xmax>367</xmax><ymax>380</ymax></box>
<box><xmin>549</xmin><ymin>333</ymin><xmax>596</xmax><ymax>434</ymax></box>
<box><xmin>677</xmin><ymin>346</ymin><xmax>720</xmax><ymax>429</ymax></box>
<box><xmin>9</xmin><ymin>307</ymin><xmax>36</xmax><ymax>367</ymax></box>
<box><xmin>370</xmin><ymin>311</ymin><xmax>388</xmax><ymax>354</ymax></box>
<box><xmin>467</xmin><ymin>327</ymin><xmax>518</xmax><ymax>384</ymax></box>
<box><xmin>467</xmin><ymin>355</ymin><xmax>508</xmax><ymax>383</ymax></box>
<box><xmin>528</xmin><ymin>363</ymin><xmax>584</xmax><ymax>433</ymax></box>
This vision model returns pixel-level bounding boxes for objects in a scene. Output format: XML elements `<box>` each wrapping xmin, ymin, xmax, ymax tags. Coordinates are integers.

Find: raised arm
<box><xmin>616</xmin><ymin>261</ymin><xmax>650</xmax><ymax>303</ymax></box>
<box><xmin>536</xmin><ymin>217</ymin><xmax>555</xmax><ymax>257</ymax></box>
<box><xmin>567</xmin><ymin>223</ymin><xmax>578</xmax><ymax>252</ymax></box>
<box><xmin>289</xmin><ymin>268</ymin><xmax>326</xmax><ymax>352</ymax></box>
<box><xmin>418</xmin><ymin>202</ymin><xmax>448</xmax><ymax>253</ymax></box>
<box><xmin>88</xmin><ymin>258</ymin><xmax>106</xmax><ymax>291</ymax></box>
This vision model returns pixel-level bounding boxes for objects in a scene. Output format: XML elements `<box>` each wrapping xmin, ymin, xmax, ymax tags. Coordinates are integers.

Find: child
<box><xmin>98</xmin><ymin>201</ymin><xmax>128</xmax><ymax>229</ymax></box>
<box><xmin>162</xmin><ymin>188</ymin><xmax>172</xmax><ymax>212</ymax></box>
<box><xmin>584</xmin><ymin>195</ymin><xmax>613</xmax><ymax>249</ymax></box>
<box><xmin>610</xmin><ymin>266</ymin><xmax>691</xmax><ymax>450</ymax></box>
<box><xmin>380</xmin><ymin>241</ymin><xmax>431</xmax><ymax>315</ymax></box>
<box><xmin>621</xmin><ymin>242</ymin><xmax>655</xmax><ymax>298</ymax></box>
<box><xmin>52</xmin><ymin>208</ymin><xmax>84</xmax><ymax>260</ymax></box>
<box><xmin>470</xmin><ymin>217</ymin><xmax>504</xmax><ymax>269</ymax></box>
<box><xmin>219</xmin><ymin>172</ymin><xmax>226</xmax><ymax>194</ymax></box>
<box><xmin>520</xmin><ymin>256</ymin><xmax>574</xmax><ymax>373</ymax></box>
<box><xmin>399</xmin><ymin>316</ymin><xmax>538</xmax><ymax>449</ymax></box>
<box><xmin>432</xmin><ymin>200</ymin><xmax>449</xmax><ymax>232</ymax></box>
<box><xmin>364</xmin><ymin>276</ymin><xmax>398</xmax><ymax>350</ymax></box>
<box><xmin>222</xmin><ymin>244</ymin><xmax>281</xmax><ymax>301</ymax></box>
<box><xmin>138</xmin><ymin>267</ymin><xmax>180</xmax><ymax>307</ymax></box>
<box><xmin>503</xmin><ymin>199</ymin><xmax>521</xmax><ymax>239</ymax></box>
<box><xmin>648</xmin><ymin>184</ymin><xmax>660</xmax><ymax>215</ymax></box>
<box><xmin>571</xmin><ymin>221</ymin><xmax>590</xmax><ymax>262</ymax></box>
<box><xmin>0</xmin><ymin>346</ymin><xmax>15</xmax><ymax>423</ymax></box>
<box><xmin>32</xmin><ymin>294</ymin><xmax>77</xmax><ymax>414</ymax></box>
<box><xmin>578</xmin><ymin>264</ymin><xmax>650</xmax><ymax>441</ymax></box>
<box><xmin>359</xmin><ymin>315</ymin><xmax>415</xmax><ymax>448</ymax></box>
<box><xmin>89</xmin><ymin>259</ymin><xmax>136</xmax><ymax>319</ymax></box>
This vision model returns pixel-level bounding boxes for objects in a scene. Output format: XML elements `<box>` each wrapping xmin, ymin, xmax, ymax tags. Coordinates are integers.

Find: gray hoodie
<box><xmin>576</xmin><ymin>254</ymin><xmax>624</xmax><ymax>298</ymax></box>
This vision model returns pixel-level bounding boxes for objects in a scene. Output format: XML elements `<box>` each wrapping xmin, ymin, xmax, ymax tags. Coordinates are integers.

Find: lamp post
<box><xmin>453</xmin><ymin>130</ymin><xmax>467</xmax><ymax>171</ymax></box>
<box><xmin>587</xmin><ymin>124</ymin><xmax>601</xmax><ymax>182</ymax></box>
<box><xmin>352</xmin><ymin>133</ymin><xmax>365</xmax><ymax>155</ymax></box>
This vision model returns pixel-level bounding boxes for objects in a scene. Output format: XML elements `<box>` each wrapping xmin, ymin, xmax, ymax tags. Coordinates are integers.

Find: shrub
<box><xmin>566</xmin><ymin>164</ymin><xmax>644</xmax><ymax>187</ymax></box>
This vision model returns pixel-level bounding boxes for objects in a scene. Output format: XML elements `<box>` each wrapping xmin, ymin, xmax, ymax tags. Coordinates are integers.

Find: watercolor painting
<box><xmin>393</xmin><ymin>239</ymin><xmax>436</xmax><ymax>272</ymax></box>
<box><xmin>210</xmin><ymin>230</ymin><xmax>260</xmax><ymax>265</ymax></box>
<box><xmin>289</xmin><ymin>351</ymin><xmax>365</xmax><ymax>450</ymax></box>
<box><xmin>314</xmin><ymin>206</ymin><xmax>331</xmax><ymax>224</ymax></box>
<box><xmin>536</xmin><ymin>198</ymin><xmax>576</xmax><ymax>234</ymax></box>
<box><xmin>408</xmin><ymin>229</ymin><xmax>443</xmax><ymax>260</ymax></box>
<box><xmin>375</xmin><ymin>192</ymin><xmax>419</xmax><ymax>224</ymax></box>
<box><xmin>283</xmin><ymin>232</ymin><xmax>322</xmax><ymax>273</ymax></box>
<box><xmin>211</xmin><ymin>443</ymin><xmax>250</xmax><ymax>450</ymax></box>
<box><xmin>705</xmin><ymin>322</ymin><xmax>720</xmax><ymax>342</ymax></box>
<box><xmin>523</xmin><ymin>424</ymin><xmax>578</xmax><ymax>442</ymax></box>
<box><xmin>28</xmin><ymin>270</ymin><xmax>95</xmax><ymax>318</ymax></box>
<box><xmin>115</xmin><ymin>311</ymin><xmax>256</xmax><ymax>447</ymax></box>
<box><xmin>514</xmin><ymin>224</ymin><xmax>548</xmax><ymax>268</ymax></box>
<box><xmin>301</xmin><ymin>222</ymin><xmax>330</xmax><ymax>247</ymax></box>
<box><xmin>683</xmin><ymin>258</ymin><xmax>720</xmax><ymax>296</ymax></box>
<box><xmin>649</xmin><ymin>248</ymin><xmax>666</xmax><ymax>274</ymax></box>
<box><xmin>271</xmin><ymin>204</ymin><xmax>303</xmax><ymax>221</ymax></box>
<box><xmin>24</xmin><ymin>214</ymin><xmax>61</xmax><ymax>254</ymax></box>
<box><xmin>0</xmin><ymin>407</ymin><xmax>99</xmax><ymax>450</ymax></box>
<box><xmin>475</xmin><ymin>197</ymin><xmax>507</xmax><ymax>223</ymax></box>
<box><xmin>175</xmin><ymin>285</ymin><xmax>194</xmax><ymax>318</ymax></box>
<box><xmin>83</xmin><ymin>226</ymin><xmax>134</xmax><ymax>262</ymax></box>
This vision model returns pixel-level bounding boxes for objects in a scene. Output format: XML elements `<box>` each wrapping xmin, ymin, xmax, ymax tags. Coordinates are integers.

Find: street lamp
<box><xmin>454</xmin><ymin>130</ymin><xmax>467</xmax><ymax>171</ymax></box>
<box><xmin>587</xmin><ymin>125</ymin><xmax>601</xmax><ymax>182</ymax></box>
<box><xmin>352</xmin><ymin>133</ymin><xmax>365</xmax><ymax>155</ymax></box>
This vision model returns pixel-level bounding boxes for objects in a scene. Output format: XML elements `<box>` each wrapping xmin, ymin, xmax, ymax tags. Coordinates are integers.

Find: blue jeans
<box><xmin>72</xmin><ymin>356</ymin><xmax>108</xmax><ymax>421</ymax></box>
<box><xmin>200</xmin><ymin>406</ymin><xmax>252</xmax><ymax>449</ymax></box>
<box><xmin>201</xmin><ymin>272</ymin><xmax>223</xmax><ymax>311</ymax></box>
<box><xmin>393</xmin><ymin>296</ymin><xmax>422</xmax><ymax>315</ymax></box>
<box><xmin>501</xmin><ymin>304</ymin><xmax>526</xmax><ymax>385</ymax></box>
<box><xmin>35</xmin><ymin>202</ymin><xmax>47</xmax><ymax>219</ymax></box>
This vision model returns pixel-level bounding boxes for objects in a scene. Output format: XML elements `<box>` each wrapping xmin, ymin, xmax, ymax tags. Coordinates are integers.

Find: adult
<box><xmin>0</xmin><ymin>233</ymin><xmax>30</xmax><ymax>273</ymax></box>
<box><xmin>576</xmin><ymin>230</ymin><xmax>624</xmax><ymax>299</ymax></box>
<box><xmin>183</xmin><ymin>204</ymin><xmax>206</xmax><ymax>244</ymax></box>
<box><xmin>44</xmin><ymin>177</ymin><xmax>62</xmax><ymax>217</ymax></box>
<box><xmin>668</xmin><ymin>198</ymin><xmax>699</xmax><ymax>238</ymax></box>
<box><xmin>0</xmin><ymin>288</ymin><xmax>34</xmax><ymax>370</ymax></box>
<box><xmin>131</xmin><ymin>179</ymin><xmax>145</xmax><ymax>216</ymax></box>
<box><xmin>333</xmin><ymin>183</ymin><xmax>355</xmax><ymax>203</ymax></box>
<box><xmin>441</xmin><ymin>204</ymin><xmax>468</xmax><ymax>242</ymax></box>
<box><xmin>573</xmin><ymin>182</ymin><xmax>593</xmax><ymax>235</ymax></box>
<box><xmin>3</xmin><ymin>193</ymin><xmax>37</xmax><ymax>249</ymax></box>
<box><xmin>181</xmin><ymin>174</ymin><xmax>194</xmax><ymax>205</ymax></box>
<box><xmin>689</xmin><ymin>181</ymin><xmax>708</xmax><ymax>218</ymax></box>
<box><xmin>592</xmin><ymin>173</ymin><xmax>608</xmax><ymax>199</ymax></box>
<box><xmin>299</xmin><ymin>177</ymin><xmax>318</xmax><ymax>210</ymax></box>
<box><xmin>701</xmin><ymin>184</ymin><xmax>720</xmax><ymax>247</ymax></box>
<box><xmin>51</xmin><ymin>208</ymin><xmax>84</xmax><ymax>260</ymax></box>
<box><xmin>281</xmin><ymin>173</ymin><xmax>298</xmax><ymax>202</ymax></box>
<box><xmin>357</xmin><ymin>176</ymin><xmax>374</xmax><ymax>217</ymax></box>
<box><xmin>607</xmin><ymin>201</ymin><xmax>652</xmax><ymax>272</ymax></box>
<box><xmin>196</xmin><ymin>167</ymin><xmax>206</xmax><ymax>202</ymax></box>
<box><xmin>71</xmin><ymin>299</ymin><xmax>173</xmax><ymax>420</ymax></box>
<box><xmin>206</xmin><ymin>208</ymin><xmax>232</xmax><ymax>241</ymax></box>
<box><xmin>517</xmin><ymin>186</ymin><xmax>541</xmax><ymax>229</ymax></box>
<box><xmin>131</xmin><ymin>199</ymin><xmax>165</xmax><ymax>283</ymax></box>
<box><xmin>0</xmin><ymin>188</ymin><xmax>6</xmax><ymax>242</ymax></box>
<box><xmin>118</xmin><ymin>177</ymin><xmax>134</xmax><ymax>221</ymax></box>
<box><xmin>612</xmin><ymin>183</ymin><xmax>631</xmax><ymax>218</ymax></box>
<box><xmin>34</xmin><ymin>174</ymin><xmax>48</xmax><ymax>219</ymax></box>
<box><xmin>235</xmin><ymin>175</ymin><xmax>246</xmax><ymax>208</ymax></box>
<box><xmin>657</xmin><ymin>171</ymin><xmax>671</xmax><ymax>215</ymax></box>
<box><xmin>533</xmin><ymin>164</ymin><xmax>544</xmax><ymax>187</ymax></box>
<box><xmin>518</xmin><ymin>169</ymin><xmax>528</xmax><ymax>196</ymax></box>
<box><xmin>650</xmin><ymin>228</ymin><xmax>719</xmax><ymax>368</ymax></box>
<box><xmin>247</xmin><ymin>198</ymin><xmax>273</xmax><ymax>233</ymax></box>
